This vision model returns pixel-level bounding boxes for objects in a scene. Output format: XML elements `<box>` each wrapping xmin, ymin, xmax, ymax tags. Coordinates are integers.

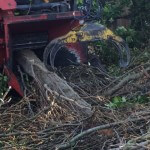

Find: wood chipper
<box><xmin>0</xmin><ymin>0</ymin><xmax>130</xmax><ymax>96</ymax></box>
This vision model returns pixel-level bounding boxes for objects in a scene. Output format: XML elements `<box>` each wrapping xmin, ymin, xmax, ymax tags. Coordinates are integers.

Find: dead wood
<box><xmin>110</xmin><ymin>131</ymin><xmax>150</xmax><ymax>150</ymax></box>
<box><xmin>104</xmin><ymin>66</ymin><xmax>150</xmax><ymax>96</ymax></box>
<box><xmin>56</xmin><ymin>116</ymin><xmax>150</xmax><ymax>150</ymax></box>
<box><xmin>17</xmin><ymin>50</ymin><xmax>92</xmax><ymax>116</ymax></box>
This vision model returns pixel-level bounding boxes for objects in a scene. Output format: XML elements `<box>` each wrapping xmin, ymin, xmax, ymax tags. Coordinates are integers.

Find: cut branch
<box><xmin>17</xmin><ymin>50</ymin><xmax>92</xmax><ymax>116</ymax></box>
<box><xmin>104</xmin><ymin>67</ymin><xmax>150</xmax><ymax>96</ymax></box>
<box><xmin>56</xmin><ymin>116</ymin><xmax>150</xmax><ymax>150</ymax></box>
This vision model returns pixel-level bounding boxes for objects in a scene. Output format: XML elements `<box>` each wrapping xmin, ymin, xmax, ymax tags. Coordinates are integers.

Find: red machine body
<box><xmin>0</xmin><ymin>0</ymin><xmax>82</xmax><ymax>95</ymax></box>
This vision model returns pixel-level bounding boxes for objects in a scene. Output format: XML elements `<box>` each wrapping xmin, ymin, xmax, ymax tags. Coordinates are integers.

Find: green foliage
<box><xmin>102</xmin><ymin>0</ymin><xmax>150</xmax><ymax>48</ymax></box>
<box><xmin>107</xmin><ymin>65</ymin><xmax>122</xmax><ymax>76</ymax></box>
<box><xmin>0</xmin><ymin>141</ymin><xmax>4</xmax><ymax>149</ymax></box>
<box><xmin>102</xmin><ymin>0</ymin><xmax>132</xmax><ymax>25</ymax></box>
<box><xmin>106</xmin><ymin>96</ymin><xmax>127</xmax><ymax>108</ymax></box>
<box><xmin>133</xmin><ymin>95</ymin><xmax>150</xmax><ymax>104</ymax></box>
<box><xmin>92</xmin><ymin>0</ymin><xmax>149</xmax><ymax>72</ymax></box>
<box><xmin>77</xmin><ymin>0</ymin><xmax>83</xmax><ymax>5</ymax></box>
<box><xmin>115</xmin><ymin>26</ymin><xmax>137</xmax><ymax>48</ymax></box>
<box><xmin>106</xmin><ymin>95</ymin><xmax>150</xmax><ymax>109</ymax></box>
<box><xmin>94</xmin><ymin>40</ymin><xmax>119</xmax><ymax>66</ymax></box>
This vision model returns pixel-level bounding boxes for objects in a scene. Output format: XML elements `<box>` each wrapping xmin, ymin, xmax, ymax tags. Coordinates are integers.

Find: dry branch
<box><xmin>56</xmin><ymin>116</ymin><xmax>150</xmax><ymax>150</ymax></box>
<box><xmin>104</xmin><ymin>66</ymin><xmax>150</xmax><ymax>96</ymax></box>
<box><xmin>110</xmin><ymin>131</ymin><xmax>150</xmax><ymax>150</ymax></box>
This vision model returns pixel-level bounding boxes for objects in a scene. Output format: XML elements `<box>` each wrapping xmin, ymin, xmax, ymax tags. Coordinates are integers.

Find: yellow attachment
<box><xmin>49</xmin><ymin>22</ymin><xmax>130</xmax><ymax>68</ymax></box>
<box><xmin>59</xmin><ymin>23</ymin><xmax>123</xmax><ymax>44</ymax></box>
<box><xmin>101</xmin><ymin>29</ymin><xmax>122</xmax><ymax>42</ymax></box>
<box><xmin>63</xmin><ymin>31</ymin><xmax>78</xmax><ymax>43</ymax></box>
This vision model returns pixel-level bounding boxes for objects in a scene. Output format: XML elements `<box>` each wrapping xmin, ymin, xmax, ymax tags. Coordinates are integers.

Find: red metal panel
<box><xmin>66</xmin><ymin>43</ymin><xmax>88</xmax><ymax>63</ymax></box>
<box><xmin>0</xmin><ymin>46</ymin><xmax>5</xmax><ymax>65</ymax></box>
<box><xmin>4</xmin><ymin>11</ymin><xmax>81</xmax><ymax>24</ymax></box>
<box><xmin>0</xmin><ymin>7</ymin><xmax>82</xmax><ymax>95</ymax></box>
<box><xmin>0</xmin><ymin>0</ymin><xmax>16</xmax><ymax>10</ymax></box>
<box><xmin>0</xmin><ymin>38</ymin><xmax>4</xmax><ymax>44</ymax></box>
<box><xmin>0</xmin><ymin>27</ymin><xmax>5</xmax><ymax>65</ymax></box>
<box><xmin>56</xmin><ymin>11</ymin><xmax>81</xmax><ymax>19</ymax></box>
<box><xmin>4</xmin><ymin>66</ymin><xmax>23</xmax><ymax>96</ymax></box>
<box><xmin>48</xmin><ymin>19</ymin><xmax>79</xmax><ymax>40</ymax></box>
<box><xmin>3</xmin><ymin>24</ymin><xmax>10</xmax><ymax>61</ymax></box>
<box><xmin>0</xmin><ymin>11</ymin><xmax>2</xmax><ymax>20</ymax></box>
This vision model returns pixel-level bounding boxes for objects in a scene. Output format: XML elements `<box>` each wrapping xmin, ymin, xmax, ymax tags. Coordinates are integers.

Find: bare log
<box><xmin>17</xmin><ymin>50</ymin><xmax>92</xmax><ymax>116</ymax></box>
<box><xmin>104</xmin><ymin>66</ymin><xmax>150</xmax><ymax>96</ymax></box>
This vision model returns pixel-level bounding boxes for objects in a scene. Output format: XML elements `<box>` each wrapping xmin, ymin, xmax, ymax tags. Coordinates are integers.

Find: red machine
<box><xmin>0</xmin><ymin>0</ymin><xmax>130</xmax><ymax>96</ymax></box>
<box><xmin>0</xmin><ymin>0</ymin><xmax>84</xmax><ymax>95</ymax></box>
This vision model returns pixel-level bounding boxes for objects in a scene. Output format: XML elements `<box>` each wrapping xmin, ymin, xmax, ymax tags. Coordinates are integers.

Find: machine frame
<box><xmin>0</xmin><ymin>0</ymin><xmax>82</xmax><ymax>95</ymax></box>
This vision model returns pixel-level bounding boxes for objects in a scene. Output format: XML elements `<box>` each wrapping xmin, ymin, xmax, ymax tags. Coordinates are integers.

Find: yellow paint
<box><xmin>57</xmin><ymin>23</ymin><xmax>123</xmax><ymax>44</ymax></box>
<box><xmin>62</xmin><ymin>31</ymin><xmax>77</xmax><ymax>43</ymax></box>
<box><xmin>101</xmin><ymin>29</ymin><xmax>123</xmax><ymax>42</ymax></box>
<box><xmin>62</xmin><ymin>31</ymin><xmax>94</xmax><ymax>43</ymax></box>
<box><xmin>101</xmin><ymin>29</ymin><xmax>114</xmax><ymax>40</ymax></box>
<box><xmin>78</xmin><ymin>32</ymin><xmax>93</xmax><ymax>42</ymax></box>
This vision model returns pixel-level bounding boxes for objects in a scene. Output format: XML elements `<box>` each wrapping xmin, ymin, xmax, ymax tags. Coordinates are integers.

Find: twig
<box><xmin>98</xmin><ymin>63</ymin><xmax>149</xmax><ymax>94</ymax></box>
<box><xmin>104</xmin><ymin>67</ymin><xmax>150</xmax><ymax>96</ymax></box>
<box><xmin>113</xmin><ymin>131</ymin><xmax>150</xmax><ymax>150</ymax></box>
<box><xmin>141</xmin><ymin>66</ymin><xmax>150</xmax><ymax>78</ymax></box>
<box><xmin>0</xmin><ymin>86</ymin><xmax>12</xmax><ymax>107</ymax></box>
<box><xmin>0</xmin><ymin>130</ymin><xmax>66</xmax><ymax>138</ymax></box>
<box><xmin>56</xmin><ymin>116</ymin><xmax>150</xmax><ymax>150</ymax></box>
<box><xmin>38</xmin><ymin>123</ymin><xmax>81</xmax><ymax>134</ymax></box>
<box><xmin>44</xmin><ymin>84</ymin><xmax>92</xmax><ymax>115</ymax></box>
<box><xmin>9</xmin><ymin>104</ymin><xmax>52</xmax><ymax>131</ymax></box>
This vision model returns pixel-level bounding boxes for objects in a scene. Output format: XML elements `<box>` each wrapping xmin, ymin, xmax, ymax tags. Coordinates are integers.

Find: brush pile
<box><xmin>0</xmin><ymin>48</ymin><xmax>150</xmax><ymax>150</ymax></box>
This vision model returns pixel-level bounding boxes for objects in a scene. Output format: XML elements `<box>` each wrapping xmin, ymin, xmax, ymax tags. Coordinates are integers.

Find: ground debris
<box><xmin>0</xmin><ymin>53</ymin><xmax>150</xmax><ymax>149</ymax></box>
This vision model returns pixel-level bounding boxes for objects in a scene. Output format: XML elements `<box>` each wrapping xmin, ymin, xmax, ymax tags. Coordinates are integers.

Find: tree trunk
<box><xmin>17</xmin><ymin>50</ymin><xmax>92</xmax><ymax>116</ymax></box>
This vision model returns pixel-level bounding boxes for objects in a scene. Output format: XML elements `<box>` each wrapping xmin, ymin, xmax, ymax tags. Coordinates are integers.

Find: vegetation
<box><xmin>0</xmin><ymin>0</ymin><xmax>150</xmax><ymax>149</ymax></box>
<box><xmin>101</xmin><ymin>0</ymin><xmax>150</xmax><ymax>106</ymax></box>
<box><xmin>103</xmin><ymin>0</ymin><xmax>150</xmax><ymax>48</ymax></box>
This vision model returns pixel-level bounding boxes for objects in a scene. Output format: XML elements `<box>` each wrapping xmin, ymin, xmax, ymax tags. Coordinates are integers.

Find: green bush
<box><xmin>102</xmin><ymin>0</ymin><xmax>150</xmax><ymax>48</ymax></box>
<box><xmin>106</xmin><ymin>95</ymin><xmax>150</xmax><ymax>109</ymax></box>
